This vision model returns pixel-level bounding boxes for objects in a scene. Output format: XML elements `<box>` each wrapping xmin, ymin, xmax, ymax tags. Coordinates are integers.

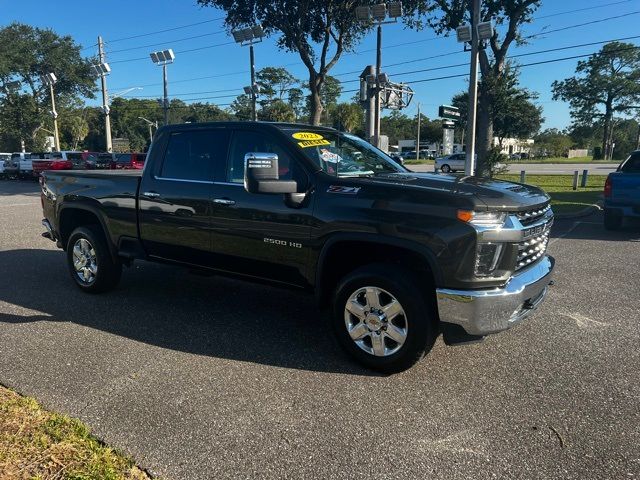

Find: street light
<box><xmin>457</xmin><ymin>1</ymin><xmax>493</xmax><ymax>176</ymax></box>
<box><xmin>40</xmin><ymin>72</ymin><xmax>60</xmax><ymax>151</ymax></box>
<box><xmin>149</xmin><ymin>49</ymin><xmax>175</xmax><ymax>125</ymax></box>
<box><xmin>356</xmin><ymin>2</ymin><xmax>403</xmax><ymax>148</ymax></box>
<box><xmin>231</xmin><ymin>24</ymin><xmax>266</xmax><ymax>121</ymax></box>
<box><xmin>138</xmin><ymin>116</ymin><xmax>158</xmax><ymax>143</ymax></box>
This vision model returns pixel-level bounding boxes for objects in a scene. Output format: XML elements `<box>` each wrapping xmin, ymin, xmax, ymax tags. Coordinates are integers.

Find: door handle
<box><xmin>213</xmin><ymin>198</ymin><xmax>235</xmax><ymax>206</ymax></box>
<box><xmin>142</xmin><ymin>191</ymin><xmax>160</xmax><ymax>198</ymax></box>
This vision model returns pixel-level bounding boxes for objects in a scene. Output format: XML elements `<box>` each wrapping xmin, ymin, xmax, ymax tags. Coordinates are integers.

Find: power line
<box><xmin>109</xmin><ymin>40</ymin><xmax>236</xmax><ymax>64</ymax></box>
<box><xmin>107</xmin><ymin>31</ymin><xmax>226</xmax><ymax>54</ymax></box>
<box><xmin>107</xmin><ymin>17</ymin><xmax>225</xmax><ymax>44</ymax></box>
<box><xmin>535</xmin><ymin>0</ymin><xmax>635</xmax><ymax>20</ymax></box>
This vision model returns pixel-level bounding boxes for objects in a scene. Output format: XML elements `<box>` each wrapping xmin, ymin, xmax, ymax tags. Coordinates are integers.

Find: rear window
<box><xmin>620</xmin><ymin>152</ymin><xmax>640</xmax><ymax>173</ymax></box>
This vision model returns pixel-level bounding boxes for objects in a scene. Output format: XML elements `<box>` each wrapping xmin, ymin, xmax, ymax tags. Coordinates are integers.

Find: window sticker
<box><xmin>292</xmin><ymin>132</ymin><xmax>324</xmax><ymax>141</ymax></box>
<box><xmin>320</xmin><ymin>148</ymin><xmax>341</xmax><ymax>163</ymax></box>
<box><xmin>297</xmin><ymin>139</ymin><xmax>331</xmax><ymax>148</ymax></box>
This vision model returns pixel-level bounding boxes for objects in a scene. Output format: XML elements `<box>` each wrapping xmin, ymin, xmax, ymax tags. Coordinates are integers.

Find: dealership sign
<box><xmin>438</xmin><ymin>105</ymin><xmax>461</xmax><ymax>121</ymax></box>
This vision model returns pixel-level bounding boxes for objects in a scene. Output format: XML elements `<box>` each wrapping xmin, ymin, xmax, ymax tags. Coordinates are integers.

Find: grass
<box><xmin>497</xmin><ymin>174</ymin><xmax>606</xmax><ymax>215</ymax></box>
<box><xmin>510</xmin><ymin>156</ymin><xmax>616</xmax><ymax>164</ymax></box>
<box><xmin>0</xmin><ymin>385</ymin><xmax>150</xmax><ymax>480</ymax></box>
<box><xmin>403</xmin><ymin>159</ymin><xmax>434</xmax><ymax>165</ymax></box>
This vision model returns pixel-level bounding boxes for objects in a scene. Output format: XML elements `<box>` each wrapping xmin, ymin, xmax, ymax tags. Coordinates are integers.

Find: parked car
<box><xmin>0</xmin><ymin>153</ymin><xmax>10</xmax><ymax>178</ymax></box>
<box><xmin>114</xmin><ymin>152</ymin><xmax>146</xmax><ymax>170</ymax></box>
<box><xmin>604</xmin><ymin>150</ymin><xmax>640</xmax><ymax>230</ymax></box>
<box><xmin>435</xmin><ymin>153</ymin><xmax>467</xmax><ymax>172</ymax></box>
<box><xmin>96</xmin><ymin>153</ymin><xmax>116</xmax><ymax>169</ymax></box>
<box><xmin>49</xmin><ymin>151</ymin><xmax>101</xmax><ymax>170</ymax></box>
<box><xmin>32</xmin><ymin>152</ymin><xmax>73</xmax><ymax>177</ymax></box>
<box><xmin>40</xmin><ymin>122</ymin><xmax>555</xmax><ymax>373</ymax></box>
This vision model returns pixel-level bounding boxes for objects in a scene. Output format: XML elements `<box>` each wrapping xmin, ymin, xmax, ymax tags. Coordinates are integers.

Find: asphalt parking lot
<box><xmin>1</xmin><ymin>179</ymin><xmax>639</xmax><ymax>480</ymax></box>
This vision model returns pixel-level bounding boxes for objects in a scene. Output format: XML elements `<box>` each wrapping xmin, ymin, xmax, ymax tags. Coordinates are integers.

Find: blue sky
<box><xmin>3</xmin><ymin>0</ymin><xmax>640</xmax><ymax>129</ymax></box>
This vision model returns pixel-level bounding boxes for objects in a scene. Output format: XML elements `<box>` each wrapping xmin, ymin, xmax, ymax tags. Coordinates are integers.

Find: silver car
<box><xmin>434</xmin><ymin>153</ymin><xmax>466</xmax><ymax>173</ymax></box>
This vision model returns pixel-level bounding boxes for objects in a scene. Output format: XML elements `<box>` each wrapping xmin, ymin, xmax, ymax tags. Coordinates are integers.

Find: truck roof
<box><xmin>156</xmin><ymin>121</ymin><xmax>339</xmax><ymax>135</ymax></box>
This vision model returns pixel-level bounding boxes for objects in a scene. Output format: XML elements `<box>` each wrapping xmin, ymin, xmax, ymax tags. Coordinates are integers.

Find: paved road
<box><xmin>1</xmin><ymin>180</ymin><xmax>639</xmax><ymax>480</ymax></box>
<box><xmin>410</xmin><ymin>162</ymin><xmax>618</xmax><ymax>175</ymax></box>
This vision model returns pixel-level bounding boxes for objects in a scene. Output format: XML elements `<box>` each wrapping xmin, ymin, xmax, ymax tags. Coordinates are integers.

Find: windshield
<box><xmin>285</xmin><ymin>129</ymin><xmax>405</xmax><ymax>177</ymax></box>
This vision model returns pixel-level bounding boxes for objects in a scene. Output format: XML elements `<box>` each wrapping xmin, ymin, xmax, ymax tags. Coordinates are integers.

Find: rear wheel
<box><xmin>441</xmin><ymin>164</ymin><xmax>451</xmax><ymax>173</ymax></box>
<box><xmin>332</xmin><ymin>264</ymin><xmax>437</xmax><ymax>373</ymax></box>
<box><xmin>66</xmin><ymin>225</ymin><xmax>121</xmax><ymax>293</ymax></box>
<box><xmin>604</xmin><ymin>211</ymin><xmax>623</xmax><ymax>231</ymax></box>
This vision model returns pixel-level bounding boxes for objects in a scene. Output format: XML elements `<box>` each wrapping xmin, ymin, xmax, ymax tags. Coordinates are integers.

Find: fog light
<box><xmin>475</xmin><ymin>243</ymin><xmax>503</xmax><ymax>277</ymax></box>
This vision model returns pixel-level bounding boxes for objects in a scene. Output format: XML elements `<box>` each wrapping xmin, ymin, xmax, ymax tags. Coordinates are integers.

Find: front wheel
<box><xmin>441</xmin><ymin>164</ymin><xmax>451</xmax><ymax>173</ymax></box>
<box><xmin>66</xmin><ymin>225</ymin><xmax>122</xmax><ymax>293</ymax></box>
<box><xmin>332</xmin><ymin>264</ymin><xmax>437</xmax><ymax>373</ymax></box>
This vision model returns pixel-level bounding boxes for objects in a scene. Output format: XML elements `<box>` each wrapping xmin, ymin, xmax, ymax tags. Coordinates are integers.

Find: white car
<box><xmin>434</xmin><ymin>153</ymin><xmax>467</xmax><ymax>173</ymax></box>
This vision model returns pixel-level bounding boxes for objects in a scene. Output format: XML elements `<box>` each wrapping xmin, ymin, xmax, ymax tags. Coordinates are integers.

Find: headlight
<box><xmin>457</xmin><ymin>210</ymin><xmax>506</xmax><ymax>228</ymax></box>
<box><xmin>475</xmin><ymin>242</ymin><xmax>504</xmax><ymax>277</ymax></box>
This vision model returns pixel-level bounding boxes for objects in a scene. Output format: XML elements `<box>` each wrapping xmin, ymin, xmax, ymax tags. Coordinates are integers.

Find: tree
<box><xmin>260</xmin><ymin>99</ymin><xmax>296</xmax><ymax>122</ymax></box>
<box><xmin>422</xmin><ymin>0</ymin><xmax>542</xmax><ymax>175</ymax></box>
<box><xmin>256</xmin><ymin>67</ymin><xmax>298</xmax><ymax>102</ymax></box>
<box><xmin>452</xmin><ymin>66</ymin><xmax>543</xmax><ymax>147</ymax></box>
<box><xmin>332</xmin><ymin>103</ymin><xmax>363</xmax><ymax>132</ymax></box>
<box><xmin>197</xmin><ymin>0</ymin><xmax>374</xmax><ymax>125</ymax></box>
<box><xmin>552</xmin><ymin>42</ymin><xmax>640</xmax><ymax>160</ymax></box>
<box><xmin>230</xmin><ymin>94</ymin><xmax>253</xmax><ymax>120</ymax></box>
<box><xmin>0</xmin><ymin>22</ymin><xmax>96</xmax><ymax>149</ymax></box>
<box><xmin>532</xmin><ymin>128</ymin><xmax>573</xmax><ymax>158</ymax></box>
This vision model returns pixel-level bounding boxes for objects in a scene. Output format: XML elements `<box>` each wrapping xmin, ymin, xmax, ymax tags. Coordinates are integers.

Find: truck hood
<box><xmin>367</xmin><ymin>172</ymin><xmax>550</xmax><ymax>211</ymax></box>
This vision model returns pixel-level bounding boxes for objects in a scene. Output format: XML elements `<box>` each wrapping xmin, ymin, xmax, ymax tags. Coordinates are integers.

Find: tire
<box><xmin>66</xmin><ymin>225</ymin><xmax>122</xmax><ymax>293</ymax></box>
<box><xmin>332</xmin><ymin>264</ymin><xmax>437</xmax><ymax>373</ymax></box>
<box><xmin>604</xmin><ymin>211</ymin><xmax>623</xmax><ymax>231</ymax></box>
<box><xmin>441</xmin><ymin>164</ymin><xmax>451</xmax><ymax>173</ymax></box>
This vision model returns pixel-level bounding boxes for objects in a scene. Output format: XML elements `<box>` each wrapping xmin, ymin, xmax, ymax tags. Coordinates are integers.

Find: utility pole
<box><xmin>98</xmin><ymin>36</ymin><xmax>113</xmax><ymax>153</ymax></box>
<box><xmin>374</xmin><ymin>24</ymin><xmax>382</xmax><ymax>148</ymax></box>
<box><xmin>416</xmin><ymin>103</ymin><xmax>421</xmax><ymax>161</ymax></box>
<box><xmin>162</xmin><ymin>64</ymin><xmax>169</xmax><ymax>125</ymax></box>
<box><xmin>360</xmin><ymin>66</ymin><xmax>376</xmax><ymax>143</ymax></box>
<box><xmin>465</xmin><ymin>0</ymin><xmax>481</xmax><ymax>176</ymax></box>
<box><xmin>250</xmin><ymin>44</ymin><xmax>257</xmax><ymax>121</ymax></box>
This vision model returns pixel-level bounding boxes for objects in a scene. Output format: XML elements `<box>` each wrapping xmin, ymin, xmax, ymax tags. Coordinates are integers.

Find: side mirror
<box><xmin>244</xmin><ymin>152</ymin><xmax>297</xmax><ymax>194</ymax></box>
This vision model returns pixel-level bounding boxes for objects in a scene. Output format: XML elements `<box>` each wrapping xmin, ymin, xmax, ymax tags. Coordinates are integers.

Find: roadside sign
<box><xmin>438</xmin><ymin>105</ymin><xmax>461</xmax><ymax>121</ymax></box>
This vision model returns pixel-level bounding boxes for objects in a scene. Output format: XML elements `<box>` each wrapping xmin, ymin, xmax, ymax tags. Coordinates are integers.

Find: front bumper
<box><xmin>436</xmin><ymin>256</ymin><xmax>554</xmax><ymax>336</ymax></box>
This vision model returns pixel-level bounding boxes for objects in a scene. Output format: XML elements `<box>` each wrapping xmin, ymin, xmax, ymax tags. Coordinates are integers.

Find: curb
<box><xmin>554</xmin><ymin>202</ymin><xmax>603</xmax><ymax>220</ymax></box>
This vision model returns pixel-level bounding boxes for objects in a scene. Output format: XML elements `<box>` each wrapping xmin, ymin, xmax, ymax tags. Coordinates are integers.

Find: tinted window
<box><xmin>621</xmin><ymin>152</ymin><xmax>640</xmax><ymax>173</ymax></box>
<box><xmin>227</xmin><ymin>130</ymin><xmax>293</xmax><ymax>183</ymax></box>
<box><xmin>161</xmin><ymin>129</ymin><xmax>227</xmax><ymax>181</ymax></box>
<box><xmin>116</xmin><ymin>154</ymin><xmax>132</xmax><ymax>164</ymax></box>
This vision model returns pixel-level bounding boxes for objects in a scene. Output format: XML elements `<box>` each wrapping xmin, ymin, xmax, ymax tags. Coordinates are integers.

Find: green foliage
<box><xmin>0</xmin><ymin>22</ymin><xmax>96</xmax><ymax>150</ymax></box>
<box><xmin>552</xmin><ymin>42</ymin><xmax>640</xmax><ymax>160</ymax></box>
<box><xmin>379</xmin><ymin>111</ymin><xmax>442</xmax><ymax>146</ymax></box>
<box><xmin>332</xmin><ymin>103</ymin><xmax>363</xmax><ymax>132</ymax></box>
<box><xmin>532</xmin><ymin>128</ymin><xmax>573</xmax><ymax>158</ymax></box>
<box><xmin>256</xmin><ymin>67</ymin><xmax>299</xmax><ymax>102</ymax></box>
<box><xmin>196</xmin><ymin>0</ymin><xmax>375</xmax><ymax>124</ymax></box>
<box><xmin>259</xmin><ymin>99</ymin><xmax>296</xmax><ymax>122</ymax></box>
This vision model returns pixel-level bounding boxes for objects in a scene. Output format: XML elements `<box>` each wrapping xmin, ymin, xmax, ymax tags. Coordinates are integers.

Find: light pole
<box><xmin>92</xmin><ymin>36</ymin><xmax>112</xmax><ymax>152</ymax></box>
<box><xmin>138</xmin><ymin>117</ymin><xmax>158</xmax><ymax>143</ymax></box>
<box><xmin>232</xmin><ymin>25</ymin><xmax>266</xmax><ymax>122</ymax></box>
<box><xmin>456</xmin><ymin>2</ymin><xmax>493</xmax><ymax>176</ymax></box>
<box><xmin>40</xmin><ymin>73</ymin><xmax>60</xmax><ymax>151</ymax></box>
<box><xmin>356</xmin><ymin>2</ymin><xmax>403</xmax><ymax>148</ymax></box>
<box><xmin>149</xmin><ymin>49</ymin><xmax>175</xmax><ymax>125</ymax></box>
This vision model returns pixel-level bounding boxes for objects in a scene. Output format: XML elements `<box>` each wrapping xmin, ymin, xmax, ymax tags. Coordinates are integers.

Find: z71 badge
<box><xmin>327</xmin><ymin>185</ymin><xmax>361</xmax><ymax>195</ymax></box>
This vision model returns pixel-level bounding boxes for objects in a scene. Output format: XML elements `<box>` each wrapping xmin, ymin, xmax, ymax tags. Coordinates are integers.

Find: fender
<box><xmin>57</xmin><ymin>201</ymin><xmax>119</xmax><ymax>263</ymax></box>
<box><xmin>314</xmin><ymin>232</ymin><xmax>444</xmax><ymax>302</ymax></box>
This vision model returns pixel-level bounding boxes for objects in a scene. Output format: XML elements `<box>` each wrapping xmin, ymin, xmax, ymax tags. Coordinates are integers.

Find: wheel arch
<box><xmin>58</xmin><ymin>203</ymin><xmax>118</xmax><ymax>262</ymax></box>
<box><xmin>315</xmin><ymin>234</ymin><xmax>442</xmax><ymax>308</ymax></box>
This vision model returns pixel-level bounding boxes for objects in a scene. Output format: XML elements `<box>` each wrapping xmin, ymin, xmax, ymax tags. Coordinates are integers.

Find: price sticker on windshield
<box><xmin>297</xmin><ymin>139</ymin><xmax>331</xmax><ymax>148</ymax></box>
<box><xmin>292</xmin><ymin>132</ymin><xmax>324</xmax><ymax>141</ymax></box>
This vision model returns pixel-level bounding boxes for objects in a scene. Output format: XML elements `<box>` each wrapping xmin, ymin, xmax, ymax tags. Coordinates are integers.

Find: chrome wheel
<box><xmin>441</xmin><ymin>164</ymin><xmax>451</xmax><ymax>173</ymax></box>
<box><xmin>72</xmin><ymin>238</ymin><xmax>98</xmax><ymax>284</ymax></box>
<box><xmin>344</xmin><ymin>286</ymin><xmax>408</xmax><ymax>357</ymax></box>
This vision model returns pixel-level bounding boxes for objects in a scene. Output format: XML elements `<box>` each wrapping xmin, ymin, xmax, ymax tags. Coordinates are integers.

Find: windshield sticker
<box><xmin>320</xmin><ymin>149</ymin><xmax>341</xmax><ymax>163</ymax></box>
<box><xmin>327</xmin><ymin>185</ymin><xmax>361</xmax><ymax>195</ymax></box>
<box><xmin>292</xmin><ymin>132</ymin><xmax>324</xmax><ymax>141</ymax></box>
<box><xmin>298</xmin><ymin>139</ymin><xmax>331</xmax><ymax>148</ymax></box>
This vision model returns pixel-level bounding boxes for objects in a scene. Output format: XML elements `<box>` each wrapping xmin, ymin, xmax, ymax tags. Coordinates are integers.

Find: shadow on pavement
<box><xmin>0</xmin><ymin>179</ymin><xmax>40</xmax><ymax>197</ymax></box>
<box><xmin>551</xmin><ymin>211</ymin><xmax>640</xmax><ymax>242</ymax></box>
<box><xmin>0</xmin><ymin>248</ymin><xmax>380</xmax><ymax>376</ymax></box>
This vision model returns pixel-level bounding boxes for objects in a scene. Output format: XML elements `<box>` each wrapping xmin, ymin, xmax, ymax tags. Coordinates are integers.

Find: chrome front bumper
<box><xmin>436</xmin><ymin>256</ymin><xmax>554</xmax><ymax>336</ymax></box>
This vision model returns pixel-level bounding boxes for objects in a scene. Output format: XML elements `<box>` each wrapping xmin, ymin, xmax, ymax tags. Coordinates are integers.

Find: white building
<box><xmin>493</xmin><ymin>138</ymin><xmax>534</xmax><ymax>156</ymax></box>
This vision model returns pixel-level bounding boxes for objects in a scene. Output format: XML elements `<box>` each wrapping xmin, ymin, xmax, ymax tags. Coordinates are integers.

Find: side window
<box><xmin>161</xmin><ymin>129</ymin><xmax>227</xmax><ymax>181</ymax></box>
<box><xmin>227</xmin><ymin>130</ymin><xmax>293</xmax><ymax>184</ymax></box>
<box><xmin>621</xmin><ymin>153</ymin><xmax>640</xmax><ymax>173</ymax></box>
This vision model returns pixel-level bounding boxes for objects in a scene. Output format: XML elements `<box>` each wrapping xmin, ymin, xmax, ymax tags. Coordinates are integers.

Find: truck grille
<box><xmin>516</xmin><ymin>204</ymin><xmax>551</xmax><ymax>226</ymax></box>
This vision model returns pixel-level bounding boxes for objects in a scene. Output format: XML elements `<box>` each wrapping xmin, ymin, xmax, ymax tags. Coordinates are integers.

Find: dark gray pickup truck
<box><xmin>40</xmin><ymin>122</ymin><xmax>555</xmax><ymax>372</ymax></box>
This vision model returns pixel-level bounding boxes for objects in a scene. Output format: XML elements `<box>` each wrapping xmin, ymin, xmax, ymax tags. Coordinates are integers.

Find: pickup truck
<box><xmin>604</xmin><ymin>151</ymin><xmax>640</xmax><ymax>230</ymax></box>
<box><xmin>40</xmin><ymin>122</ymin><xmax>555</xmax><ymax>372</ymax></box>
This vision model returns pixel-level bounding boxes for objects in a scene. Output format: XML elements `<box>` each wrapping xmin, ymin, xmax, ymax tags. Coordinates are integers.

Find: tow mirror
<box><xmin>244</xmin><ymin>152</ymin><xmax>297</xmax><ymax>194</ymax></box>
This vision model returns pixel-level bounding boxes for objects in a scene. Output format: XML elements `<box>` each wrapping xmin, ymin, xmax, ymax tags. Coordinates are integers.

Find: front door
<box><xmin>209</xmin><ymin>128</ymin><xmax>314</xmax><ymax>287</ymax></box>
<box><xmin>138</xmin><ymin>127</ymin><xmax>229</xmax><ymax>266</ymax></box>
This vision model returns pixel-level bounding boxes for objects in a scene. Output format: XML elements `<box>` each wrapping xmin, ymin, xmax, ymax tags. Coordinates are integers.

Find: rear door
<box><xmin>138</xmin><ymin>127</ymin><xmax>230</xmax><ymax>266</ymax></box>
<box><xmin>208</xmin><ymin>127</ymin><xmax>313</xmax><ymax>286</ymax></box>
<box><xmin>612</xmin><ymin>153</ymin><xmax>640</xmax><ymax>207</ymax></box>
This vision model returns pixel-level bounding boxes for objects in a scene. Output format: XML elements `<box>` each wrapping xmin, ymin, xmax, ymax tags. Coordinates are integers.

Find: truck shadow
<box><xmin>550</xmin><ymin>211</ymin><xmax>640</xmax><ymax>242</ymax></box>
<box><xmin>0</xmin><ymin>249</ymin><xmax>380</xmax><ymax>376</ymax></box>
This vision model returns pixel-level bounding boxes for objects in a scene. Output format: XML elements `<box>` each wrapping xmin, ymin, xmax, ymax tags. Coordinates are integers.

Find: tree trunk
<box><xmin>308</xmin><ymin>74</ymin><xmax>324</xmax><ymax>126</ymax></box>
<box><xmin>475</xmin><ymin>87</ymin><xmax>493</xmax><ymax>177</ymax></box>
